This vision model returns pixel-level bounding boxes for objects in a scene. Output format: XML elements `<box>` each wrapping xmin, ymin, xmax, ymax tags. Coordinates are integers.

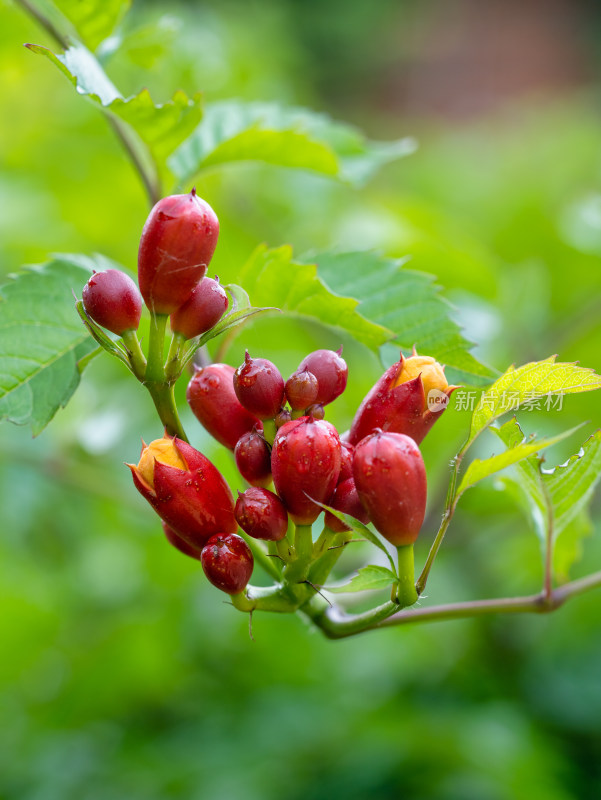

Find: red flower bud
<box><xmin>324</xmin><ymin>477</ymin><xmax>370</xmax><ymax>533</ymax></box>
<box><xmin>271</xmin><ymin>416</ymin><xmax>341</xmax><ymax>525</ymax></box>
<box><xmin>338</xmin><ymin>441</ymin><xmax>354</xmax><ymax>484</ymax></box>
<box><xmin>82</xmin><ymin>269</ymin><xmax>142</xmax><ymax>335</ymax></box>
<box><xmin>170</xmin><ymin>276</ymin><xmax>228</xmax><ymax>339</ymax></box>
<box><xmin>353</xmin><ymin>430</ymin><xmax>426</xmax><ymax>546</ymax></box>
<box><xmin>187</xmin><ymin>363</ymin><xmax>261</xmax><ymax>450</ymax></box>
<box><xmin>233</xmin><ymin>352</ymin><xmax>285</xmax><ymax>420</ymax></box>
<box><xmin>201</xmin><ymin>533</ymin><xmax>254</xmax><ymax>594</ymax></box>
<box><xmin>235</xmin><ymin>487</ymin><xmax>288</xmax><ymax>541</ymax></box>
<box><xmin>234</xmin><ymin>427</ymin><xmax>272</xmax><ymax>487</ymax></box>
<box><xmin>305</xmin><ymin>403</ymin><xmax>325</xmax><ymax>421</ymax></box>
<box><xmin>128</xmin><ymin>435</ymin><xmax>237</xmax><ymax>548</ymax></box>
<box><xmin>298</xmin><ymin>348</ymin><xmax>348</xmax><ymax>405</ymax></box>
<box><xmin>348</xmin><ymin>352</ymin><xmax>456</xmax><ymax>446</ymax></box>
<box><xmin>138</xmin><ymin>189</ymin><xmax>219</xmax><ymax>314</ymax></box>
<box><xmin>162</xmin><ymin>521</ymin><xmax>202</xmax><ymax>560</ymax></box>
<box><xmin>274</xmin><ymin>407</ymin><xmax>292</xmax><ymax>428</ymax></box>
<box><xmin>285</xmin><ymin>369</ymin><xmax>319</xmax><ymax>410</ymax></box>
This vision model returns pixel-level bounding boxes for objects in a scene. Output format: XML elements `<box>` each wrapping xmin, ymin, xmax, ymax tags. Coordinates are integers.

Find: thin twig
<box><xmin>16</xmin><ymin>0</ymin><xmax>161</xmax><ymax>208</ymax></box>
<box><xmin>15</xmin><ymin>0</ymin><xmax>68</xmax><ymax>48</ymax></box>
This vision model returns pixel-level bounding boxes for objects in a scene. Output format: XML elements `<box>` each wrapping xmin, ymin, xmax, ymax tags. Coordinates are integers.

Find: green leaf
<box><xmin>27</xmin><ymin>42</ymin><xmax>201</xmax><ymax>180</ymax></box>
<box><xmin>326</xmin><ymin>565</ymin><xmax>398</xmax><ymax>594</ymax></box>
<box><xmin>456</xmin><ymin>423</ymin><xmax>582</xmax><ymax>499</ymax></box>
<box><xmin>54</xmin><ymin>0</ymin><xmax>131</xmax><ymax>50</ymax></box>
<box><xmin>494</xmin><ymin>420</ymin><xmax>601</xmax><ymax>578</ymax></box>
<box><xmin>466</xmin><ymin>356</ymin><xmax>601</xmax><ymax>448</ymax></box>
<box><xmin>169</xmin><ymin>100</ymin><xmax>416</xmax><ymax>186</ymax></box>
<box><xmin>310</xmin><ymin>250</ymin><xmax>495</xmax><ymax>386</ymax></box>
<box><xmin>238</xmin><ymin>246</ymin><xmax>393</xmax><ymax>351</ymax></box>
<box><xmin>0</xmin><ymin>255</ymin><xmax>100</xmax><ymax>434</ymax></box>
<box><xmin>553</xmin><ymin>511</ymin><xmax>593</xmax><ymax>584</ymax></box>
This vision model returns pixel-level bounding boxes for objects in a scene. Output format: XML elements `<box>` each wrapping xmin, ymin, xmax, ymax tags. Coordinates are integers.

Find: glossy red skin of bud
<box><xmin>138</xmin><ymin>190</ymin><xmax>219</xmax><ymax>314</ymax></box>
<box><xmin>128</xmin><ymin>437</ymin><xmax>237</xmax><ymax>549</ymax></box>
<box><xmin>324</xmin><ymin>478</ymin><xmax>370</xmax><ymax>533</ymax></box>
<box><xmin>82</xmin><ymin>269</ymin><xmax>142</xmax><ymax>335</ymax></box>
<box><xmin>235</xmin><ymin>487</ymin><xmax>288</xmax><ymax>542</ymax></box>
<box><xmin>271</xmin><ymin>416</ymin><xmax>341</xmax><ymax>525</ymax></box>
<box><xmin>298</xmin><ymin>349</ymin><xmax>348</xmax><ymax>405</ymax></box>
<box><xmin>347</xmin><ymin>355</ymin><xmax>456</xmax><ymax>446</ymax></box>
<box><xmin>170</xmin><ymin>276</ymin><xmax>228</xmax><ymax>339</ymax></box>
<box><xmin>234</xmin><ymin>428</ymin><xmax>272</xmax><ymax>487</ymax></box>
<box><xmin>285</xmin><ymin>369</ymin><xmax>319</xmax><ymax>410</ymax></box>
<box><xmin>162</xmin><ymin>521</ymin><xmax>202</xmax><ymax>560</ymax></box>
<box><xmin>201</xmin><ymin>533</ymin><xmax>253</xmax><ymax>594</ymax></box>
<box><xmin>338</xmin><ymin>441</ymin><xmax>354</xmax><ymax>484</ymax></box>
<box><xmin>353</xmin><ymin>431</ymin><xmax>426</xmax><ymax>546</ymax></box>
<box><xmin>233</xmin><ymin>353</ymin><xmax>285</xmax><ymax>420</ymax></box>
<box><xmin>187</xmin><ymin>363</ymin><xmax>261</xmax><ymax>450</ymax></box>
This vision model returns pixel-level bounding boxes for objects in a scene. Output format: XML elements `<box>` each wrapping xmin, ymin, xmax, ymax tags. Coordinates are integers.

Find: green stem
<box><xmin>294</xmin><ymin>524</ymin><xmax>313</xmax><ymax>562</ymax></box>
<box><xmin>145</xmin><ymin>313</ymin><xmax>168</xmax><ymax>383</ymax></box>
<box><xmin>121</xmin><ymin>329</ymin><xmax>147</xmax><ymax>380</ymax></box>
<box><xmin>416</xmin><ymin>505</ymin><xmax>454</xmax><ymax>595</ymax></box>
<box><xmin>231</xmin><ymin>583</ymin><xmax>301</xmax><ymax>613</ymax></box>
<box><xmin>282</xmin><ymin>524</ymin><xmax>314</xmax><ymax>584</ymax></box>
<box><xmin>312</xmin><ymin>525</ymin><xmax>333</xmax><ymax>559</ymax></box>
<box><xmin>146</xmin><ymin>382</ymin><xmax>188</xmax><ymax>441</ymax></box>
<box><xmin>15</xmin><ymin>0</ymin><xmax>161</xmax><ymax>208</ymax></box>
<box><xmin>165</xmin><ymin>332</ymin><xmax>186</xmax><ymax>382</ymax></box>
<box><xmin>395</xmin><ymin>544</ymin><xmax>418</xmax><ymax>607</ymax></box>
<box><xmin>262</xmin><ymin>419</ymin><xmax>277</xmax><ymax>446</ymax></box>
<box><xmin>238</xmin><ymin>532</ymin><xmax>281</xmax><ymax>581</ymax></box>
<box><xmin>303</xmin><ymin>597</ymin><xmax>399</xmax><ymax>639</ymax></box>
<box><xmin>276</xmin><ymin>537</ymin><xmax>292</xmax><ymax>562</ymax></box>
<box><xmin>307</xmin><ymin>531</ymin><xmax>347</xmax><ymax>586</ymax></box>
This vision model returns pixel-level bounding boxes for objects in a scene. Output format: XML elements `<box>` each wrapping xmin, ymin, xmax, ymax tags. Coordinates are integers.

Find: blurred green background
<box><xmin>2</xmin><ymin>0</ymin><xmax>601</xmax><ymax>797</ymax></box>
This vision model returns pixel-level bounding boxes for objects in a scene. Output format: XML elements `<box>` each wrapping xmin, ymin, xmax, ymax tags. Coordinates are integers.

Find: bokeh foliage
<box><xmin>1</xmin><ymin>0</ymin><xmax>601</xmax><ymax>798</ymax></box>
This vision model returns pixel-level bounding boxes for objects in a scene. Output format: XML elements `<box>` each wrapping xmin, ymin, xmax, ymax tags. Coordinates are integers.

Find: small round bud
<box><xmin>82</xmin><ymin>269</ymin><xmax>142</xmax><ymax>335</ymax></box>
<box><xmin>235</xmin><ymin>487</ymin><xmax>288</xmax><ymax>541</ymax></box>
<box><xmin>285</xmin><ymin>369</ymin><xmax>319</xmax><ymax>410</ymax></box>
<box><xmin>306</xmin><ymin>403</ymin><xmax>325</xmax><ymax>421</ymax></box>
<box><xmin>170</xmin><ymin>276</ymin><xmax>228</xmax><ymax>340</ymax></box>
<box><xmin>234</xmin><ymin>427</ymin><xmax>272</xmax><ymax>487</ymax></box>
<box><xmin>233</xmin><ymin>352</ymin><xmax>285</xmax><ymax>420</ymax></box>
<box><xmin>298</xmin><ymin>348</ymin><xmax>348</xmax><ymax>405</ymax></box>
<box><xmin>275</xmin><ymin>407</ymin><xmax>292</xmax><ymax>428</ymax></box>
<box><xmin>201</xmin><ymin>533</ymin><xmax>254</xmax><ymax>594</ymax></box>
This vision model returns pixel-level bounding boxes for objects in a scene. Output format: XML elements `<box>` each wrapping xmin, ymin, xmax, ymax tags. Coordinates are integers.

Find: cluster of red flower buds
<box><xmin>80</xmin><ymin>189</ymin><xmax>456</xmax><ymax>600</ymax></box>
<box><xmin>130</xmin><ymin>344</ymin><xmax>453</xmax><ymax>595</ymax></box>
<box><xmin>81</xmin><ymin>188</ymin><xmax>229</xmax><ymax>346</ymax></box>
